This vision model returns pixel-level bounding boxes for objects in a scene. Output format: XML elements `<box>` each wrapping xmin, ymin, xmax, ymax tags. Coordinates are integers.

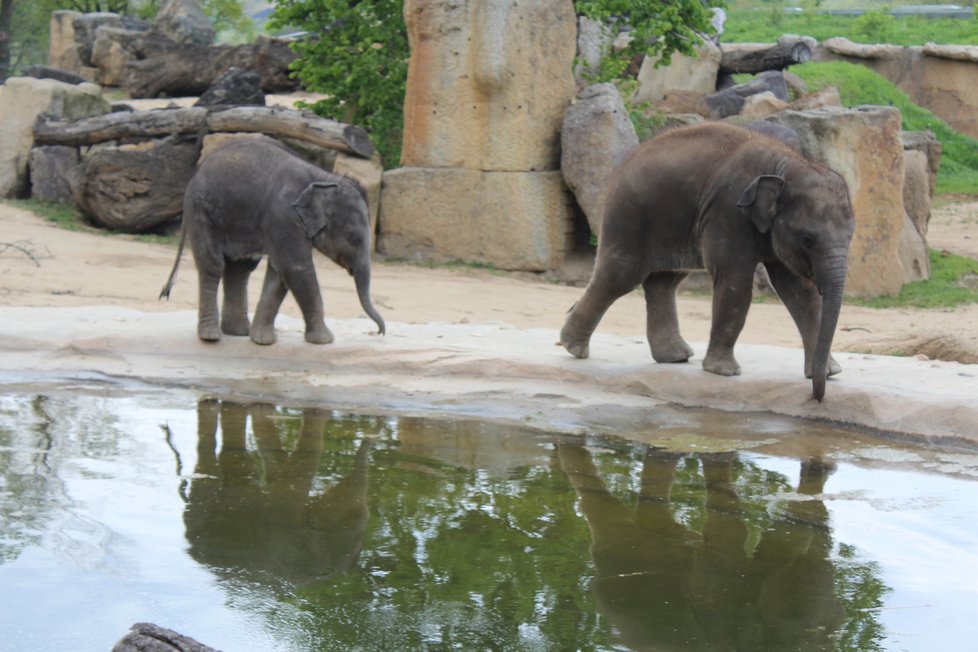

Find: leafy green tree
<box><xmin>575</xmin><ymin>0</ymin><xmax>723</xmax><ymax>79</ymax></box>
<box><xmin>269</xmin><ymin>0</ymin><xmax>408</xmax><ymax>166</ymax></box>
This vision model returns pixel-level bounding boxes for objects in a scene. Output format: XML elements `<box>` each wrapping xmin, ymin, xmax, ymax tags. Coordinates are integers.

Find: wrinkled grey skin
<box><xmin>161</xmin><ymin>139</ymin><xmax>385</xmax><ymax>344</ymax></box>
<box><xmin>560</xmin><ymin>122</ymin><xmax>855</xmax><ymax>401</ymax></box>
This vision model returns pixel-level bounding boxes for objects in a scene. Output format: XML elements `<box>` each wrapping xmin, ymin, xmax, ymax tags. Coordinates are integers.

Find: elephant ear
<box><xmin>291</xmin><ymin>181</ymin><xmax>339</xmax><ymax>238</ymax></box>
<box><xmin>737</xmin><ymin>174</ymin><xmax>785</xmax><ymax>233</ymax></box>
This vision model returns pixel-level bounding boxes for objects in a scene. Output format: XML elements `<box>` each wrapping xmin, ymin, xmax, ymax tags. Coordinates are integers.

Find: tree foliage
<box><xmin>269</xmin><ymin>0</ymin><xmax>408</xmax><ymax>166</ymax></box>
<box><xmin>270</xmin><ymin>0</ymin><xmax>723</xmax><ymax>167</ymax></box>
<box><xmin>576</xmin><ymin>0</ymin><xmax>723</xmax><ymax>76</ymax></box>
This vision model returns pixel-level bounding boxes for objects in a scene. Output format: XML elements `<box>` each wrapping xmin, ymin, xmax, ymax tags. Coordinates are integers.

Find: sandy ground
<box><xmin>1</xmin><ymin>201</ymin><xmax>977</xmax><ymax>444</ymax></box>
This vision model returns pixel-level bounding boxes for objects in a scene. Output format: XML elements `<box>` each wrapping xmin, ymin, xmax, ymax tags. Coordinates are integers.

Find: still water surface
<box><xmin>1</xmin><ymin>389</ymin><xmax>977</xmax><ymax>651</ymax></box>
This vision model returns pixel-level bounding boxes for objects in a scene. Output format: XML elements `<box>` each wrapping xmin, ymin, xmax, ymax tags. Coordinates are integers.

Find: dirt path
<box><xmin>1</xmin><ymin>200</ymin><xmax>976</xmax><ymax>442</ymax></box>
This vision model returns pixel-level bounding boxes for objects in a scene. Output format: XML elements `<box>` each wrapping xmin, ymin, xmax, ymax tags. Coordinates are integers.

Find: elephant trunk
<box><xmin>812</xmin><ymin>252</ymin><xmax>848</xmax><ymax>402</ymax></box>
<box><xmin>354</xmin><ymin>260</ymin><xmax>386</xmax><ymax>335</ymax></box>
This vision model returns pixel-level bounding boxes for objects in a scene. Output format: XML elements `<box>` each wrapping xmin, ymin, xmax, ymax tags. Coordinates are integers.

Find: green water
<box><xmin>1</xmin><ymin>389</ymin><xmax>977</xmax><ymax>651</ymax></box>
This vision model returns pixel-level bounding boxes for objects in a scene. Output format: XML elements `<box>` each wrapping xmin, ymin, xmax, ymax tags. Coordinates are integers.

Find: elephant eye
<box><xmin>800</xmin><ymin>232</ymin><xmax>816</xmax><ymax>249</ymax></box>
<box><xmin>348</xmin><ymin>233</ymin><xmax>363</xmax><ymax>248</ymax></box>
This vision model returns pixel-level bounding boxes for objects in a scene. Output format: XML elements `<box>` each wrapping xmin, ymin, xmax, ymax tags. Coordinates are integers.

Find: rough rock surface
<box><xmin>817</xmin><ymin>38</ymin><xmax>978</xmax><ymax>138</ymax></box>
<box><xmin>769</xmin><ymin>107</ymin><xmax>907</xmax><ymax>297</ymax></box>
<box><xmin>68</xmin><ymin>135</ymin><xmax>198</xmax><ymax>232</ymax></box>
<box><xmin>379</xmin><ymin>168</ymin><xmax>575</xmax><ymax>271</ymax></box>
<box><xmin>0</xmin><ymin>77</ymin><xmax>108</xmax><ymax>198</ymax></box>
<box><xmin>561</xmin><ymin>83</ymin><xmax>638</xmax><ymax>235</ymax></box>
<box><xmin>28</xmin><ymin>146</ymin><xmax>79</xmax><ymax>203</ymax></box>
<box><xmin>633</xmin><ymin>40</ymin><xmax>722</xmax><ymax>106</ymax></box>
<box><xmin>400</xmin><ymin>0</ymin><xmax>577</xmax><ymax>170</ymax></box>
<box><xmin>154</xmin><ymin>0</ymin><xmax>215</xmax><ymax>46</ymax></box>
<box><xmin>195</xmin><ymin>66</ymin><xmax>265</xmax><ymax>107</ymax></box>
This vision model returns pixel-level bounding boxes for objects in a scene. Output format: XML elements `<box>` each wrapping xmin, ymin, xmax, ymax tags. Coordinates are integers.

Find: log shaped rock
<box><xmin>68</xmin><ymin>135</ymin><xmax>198</xmax><ymax>232</ymax></box>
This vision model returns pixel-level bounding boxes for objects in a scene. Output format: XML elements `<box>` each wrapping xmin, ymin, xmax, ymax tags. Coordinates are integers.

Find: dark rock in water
<box><xmin>112</xmin><ymin>622</ymin><xmax>219</xmax><ymax>652</ymax></box>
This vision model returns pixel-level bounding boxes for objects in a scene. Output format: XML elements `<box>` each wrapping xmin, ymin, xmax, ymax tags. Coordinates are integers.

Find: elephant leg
<box><xmin>764</xmin><ymin>261</ymin><xmax>841</xmax><ymax>378</ymax></box>
<box><xmin>221</xmin><ymin>258</ymin><xmax>259</xmax><ymax>336</ymax></box>
<box><xmin>279</xmin><ymin>262</ymin><xmax>334</xmax><ymax>344</ymax></box>
<box><xmin>560</xmin><ymin>263</ymin><xmax>645</xmax><ymax>359</ymax></box>
<box><xmin>643</xmin><ymin>271</ymin><xmax>693</xmax><ymax>363</ymax></box>
<box><xmin>702</xmin><ymin>265</ymin><xmax>754</xmax><ymax>376</ymax></box>
<box><xmin>250</xmin><ymin>264</ymin><xmax>289</xmax><ymax>345</ymax></box>
<box><xmin>195</xmin><ymin>263</ymin><xmax>223</xmax><ymax>342</ymax></box>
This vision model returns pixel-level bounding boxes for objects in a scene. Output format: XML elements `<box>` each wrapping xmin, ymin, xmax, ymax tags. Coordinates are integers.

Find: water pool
<box><xmin>1</xmin><ymin>388</ymin><xmax>976</xmax><ymax>650</ymax></box>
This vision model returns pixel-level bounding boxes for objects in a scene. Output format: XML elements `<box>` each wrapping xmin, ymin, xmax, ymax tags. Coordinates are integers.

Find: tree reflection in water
<box><xmin>169</xmin><ymin>399</ymin><xmax>887</xmax><ymax>650</ymax></box>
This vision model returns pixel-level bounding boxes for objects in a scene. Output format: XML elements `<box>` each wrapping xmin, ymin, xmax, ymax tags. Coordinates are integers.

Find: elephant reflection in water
<box><xmin>557</xmin><ymin>444</ymin><xmax>843</xmax><ymax>650</ymax></box>
<box><xmin>182</xmin><ymin>399</ymin><xmax>372</xmax><ymax>586</ymax></box>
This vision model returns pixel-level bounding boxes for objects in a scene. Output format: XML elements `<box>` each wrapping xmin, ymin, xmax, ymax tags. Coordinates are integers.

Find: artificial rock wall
<box><xmin>378</xmin><ymin>0</ymin><xmax>579</xmax><ymax>271</ymax></box>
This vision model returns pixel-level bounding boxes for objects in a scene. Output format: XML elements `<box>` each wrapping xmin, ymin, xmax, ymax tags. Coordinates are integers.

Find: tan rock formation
<box><xmin>400</xmin><ymin>0</ymin><xmax>577</xmax><ymax>171</ymax></box>
<box><xmin>0</xmin><ymin>77</ymin><xmax>108</xmax><ymax>198</ymax></box>
<box><xmin>632</xmin><ymin>40</ymin><xmax>722</xmax><ymax>107</ymax></box>
<box><xmin>382</xmin><ymin>0</ymin><xmax>579</xmax><ymax>272</ymax></box>
<box><xmin>379</xmin><ymin>168</ymin><xmax>575</xmax><ymax>271</ymax></box>
<box><xmin>771</xmin><ymin>107</ymin><xmax>907</xmax><ymax>297</ymax></box>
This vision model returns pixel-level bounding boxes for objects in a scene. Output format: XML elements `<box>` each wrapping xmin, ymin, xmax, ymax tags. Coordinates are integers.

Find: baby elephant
<box><xmin>560</xmin><ymin>122</ymin><xmax>855</xmax><ymax>401</ymax></box>
<box><xmin>161</xmin><ymin>139</ymin><xmax>385</xmax><ymax>344</ymax></box>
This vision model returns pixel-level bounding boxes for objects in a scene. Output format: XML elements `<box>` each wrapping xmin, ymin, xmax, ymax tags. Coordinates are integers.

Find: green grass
<box><xmin>788</xmin><ymin>61</ymin><xmax>978</xmax><ymax>195</ymax></box>
<box><xmin>1</xmin><ymin>198</ymin><xmax>177</xmax><ymax>245</ymax></box>
<box><xmin>849</xmin><ymin>249</ymin><xmax>978</xmax><ymax>308</ymax></box>
<box><xmin>723</xmin><ymin>7</ymin><xmax>978</xmax><ymax>46</ymax></box>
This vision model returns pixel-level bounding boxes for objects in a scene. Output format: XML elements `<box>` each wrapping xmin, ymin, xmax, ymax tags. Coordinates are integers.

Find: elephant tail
<box><xmin>159</xmin><ymin>221</ymin><xmax>187</xmax><ymax>300</ymax></box>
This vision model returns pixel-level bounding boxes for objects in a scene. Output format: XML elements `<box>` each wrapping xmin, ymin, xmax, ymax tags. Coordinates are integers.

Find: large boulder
<box><xmin>29</xmin><ymin>146</ymin><xmax>79</xmax><ymax>203</ymax></box>
<box><xmin>68</xmin><ymin>135</ymin><xmax>198</xmax><ymax>232</ymax></box>
<box><xmin>700</xmin><ymin>70</ymin><xmax>788</xmax><ymax>119</ymax></box>
<box><xmin>400</xmin><ymin>0</ymin><xmax>577</xmax><ymax>170</ymax></box>
<box><xmin>154</xmin><ymin>0</ymin><xmax>215</xmax><ymax>46</ymax></box>
<box><xmin>194</xmin><ymin>67</ymin><xmax>265</xmax><ymax>107</ymax></box>
<box><xmin>379</xmin><ymin>168</ymin><xmax>575</xmax><ymax>271</ymax></box>
<box><xmin>49</xmin><ymin>11</ymin><xmax>83</xmax><ymax>73</ymax></box>
<box><xmin>561</xmin><ymin>83</ymin><xmax>638</xmax><ymax>235</ymax></box>
<box><xmin>768</xmin><ymin>107</ymin><xmax>907</xmax><ymax>297</ymax></box>
<box><xmin>0</xmin><ymin>77</ymin><xmax>108</xmax><ymax>198</ymax></box>
<box><xmin>632</xmin><ymin>40</ymin><xmax>722</xmax><ymax>107</ymax></box>
<box><xmin>899</xmin><ymin>148</ymin><xmax>933</xmax><ymax>282</ymax></box>
<box><xmin>575</xmin><ymin>16</ymin><xmax>613</xmax><ymax>85</ymax></box>
<box><xmin>388</xmin><ymin>0</ymin><xmax>580</xmax><ymax>272</ymax></box>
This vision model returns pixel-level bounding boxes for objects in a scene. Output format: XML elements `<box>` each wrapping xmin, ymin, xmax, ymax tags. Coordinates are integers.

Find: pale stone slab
<box><xmin>400</xmin><ymin>0</ymin><xmax>577</xmax><ymax>171</ymax></box>
<box><xmin>379</xmin><ymin>167</ymin><xmax>575</xmax><ymax>271</ymax></box>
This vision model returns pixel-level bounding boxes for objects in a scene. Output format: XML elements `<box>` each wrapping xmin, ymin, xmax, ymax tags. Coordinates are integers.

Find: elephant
<box><xmin>560</xmin><ymin>122</ymin><xmax>855</xmax><ymax>401</ymax></box>
<box><xmin>160</xmin><ymin>139</ymin><xmax>385</xmax><ymax>344</ymax></box>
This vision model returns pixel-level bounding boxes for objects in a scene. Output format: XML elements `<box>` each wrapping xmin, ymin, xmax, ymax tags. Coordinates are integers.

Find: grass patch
<box><xmin>2</xmin><ymin>198</ymin><xmax>177</xmax><ymax>246</ymax></box>
<box><xmin>2</xmin><ymin>198</ymin><xmax>94</xmax><ymax>232</ymax></box>
<box><xmin>787</xmin><ymin>61</ymin><xmax>978</xmax><ymax>195</ymax></box>
<box><xmin>724</xmin><ymin>7</ymin><xmax>978</xmax><ymax>46</ymax></box>
<box><xmin>848</xmin><ymin>249</ymin><xmax>978</xmax><ymax>308</ymax></box>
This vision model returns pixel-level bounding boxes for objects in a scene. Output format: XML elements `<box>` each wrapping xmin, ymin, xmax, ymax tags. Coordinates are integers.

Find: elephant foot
<box><xmin>559</xmin><ymin>324</ymin><xmax>591</xmax><ymax>359</ymax></box>
<box><xmin>198</xmin><ymin>322</ymin><xmax>221</xmax><ymax>342</ymax></box>
<box><xmin>305</xmin><ymin>325</ymin><xmax>335</xmax><ymax>345</ymax></box>
<box><xmin>250</xmin><ymin>324</ymin><xmax>277</xmax><ymax>345</ymax></box>
<box><xmin>806</xmin><ymin>354</ymin><xmax>842</xmax><ymax>379</ymax></box>
<box><xmin>221</xmin><ymin>317</ymin><xmax>251</xmax><ymax>337</ymax></box>
<box><xmin>650</xmin><ymin>338</ymin><xmax>694</xmax><ymax>364</ymax></box>
<box><xmin>702</xmin><ymin>351</ymin><xmax>741</xmax><ymax>377</ymax></box>
<box><xmin>560</xmin><ymin>338</ymin><xmax>590</xmax><ymax>359</ymax></box>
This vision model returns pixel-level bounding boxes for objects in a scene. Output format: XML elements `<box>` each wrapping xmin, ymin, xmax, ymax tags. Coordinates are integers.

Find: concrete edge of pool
<box><xmin>1</xmin><ymin>306</ymin><xmax>975</xmax><ymax>446</ymax></box>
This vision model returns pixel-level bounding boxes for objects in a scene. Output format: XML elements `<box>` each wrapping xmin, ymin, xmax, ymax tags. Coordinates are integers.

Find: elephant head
<box><xmin>292</xmin><ymin>179</ymin><xmax>386</xmax><ymax>335</ymax></box>
<box><xmin>738</xmin><ymin>158</ymin><xmax>855</xmax><ymax>401</ymax></box>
